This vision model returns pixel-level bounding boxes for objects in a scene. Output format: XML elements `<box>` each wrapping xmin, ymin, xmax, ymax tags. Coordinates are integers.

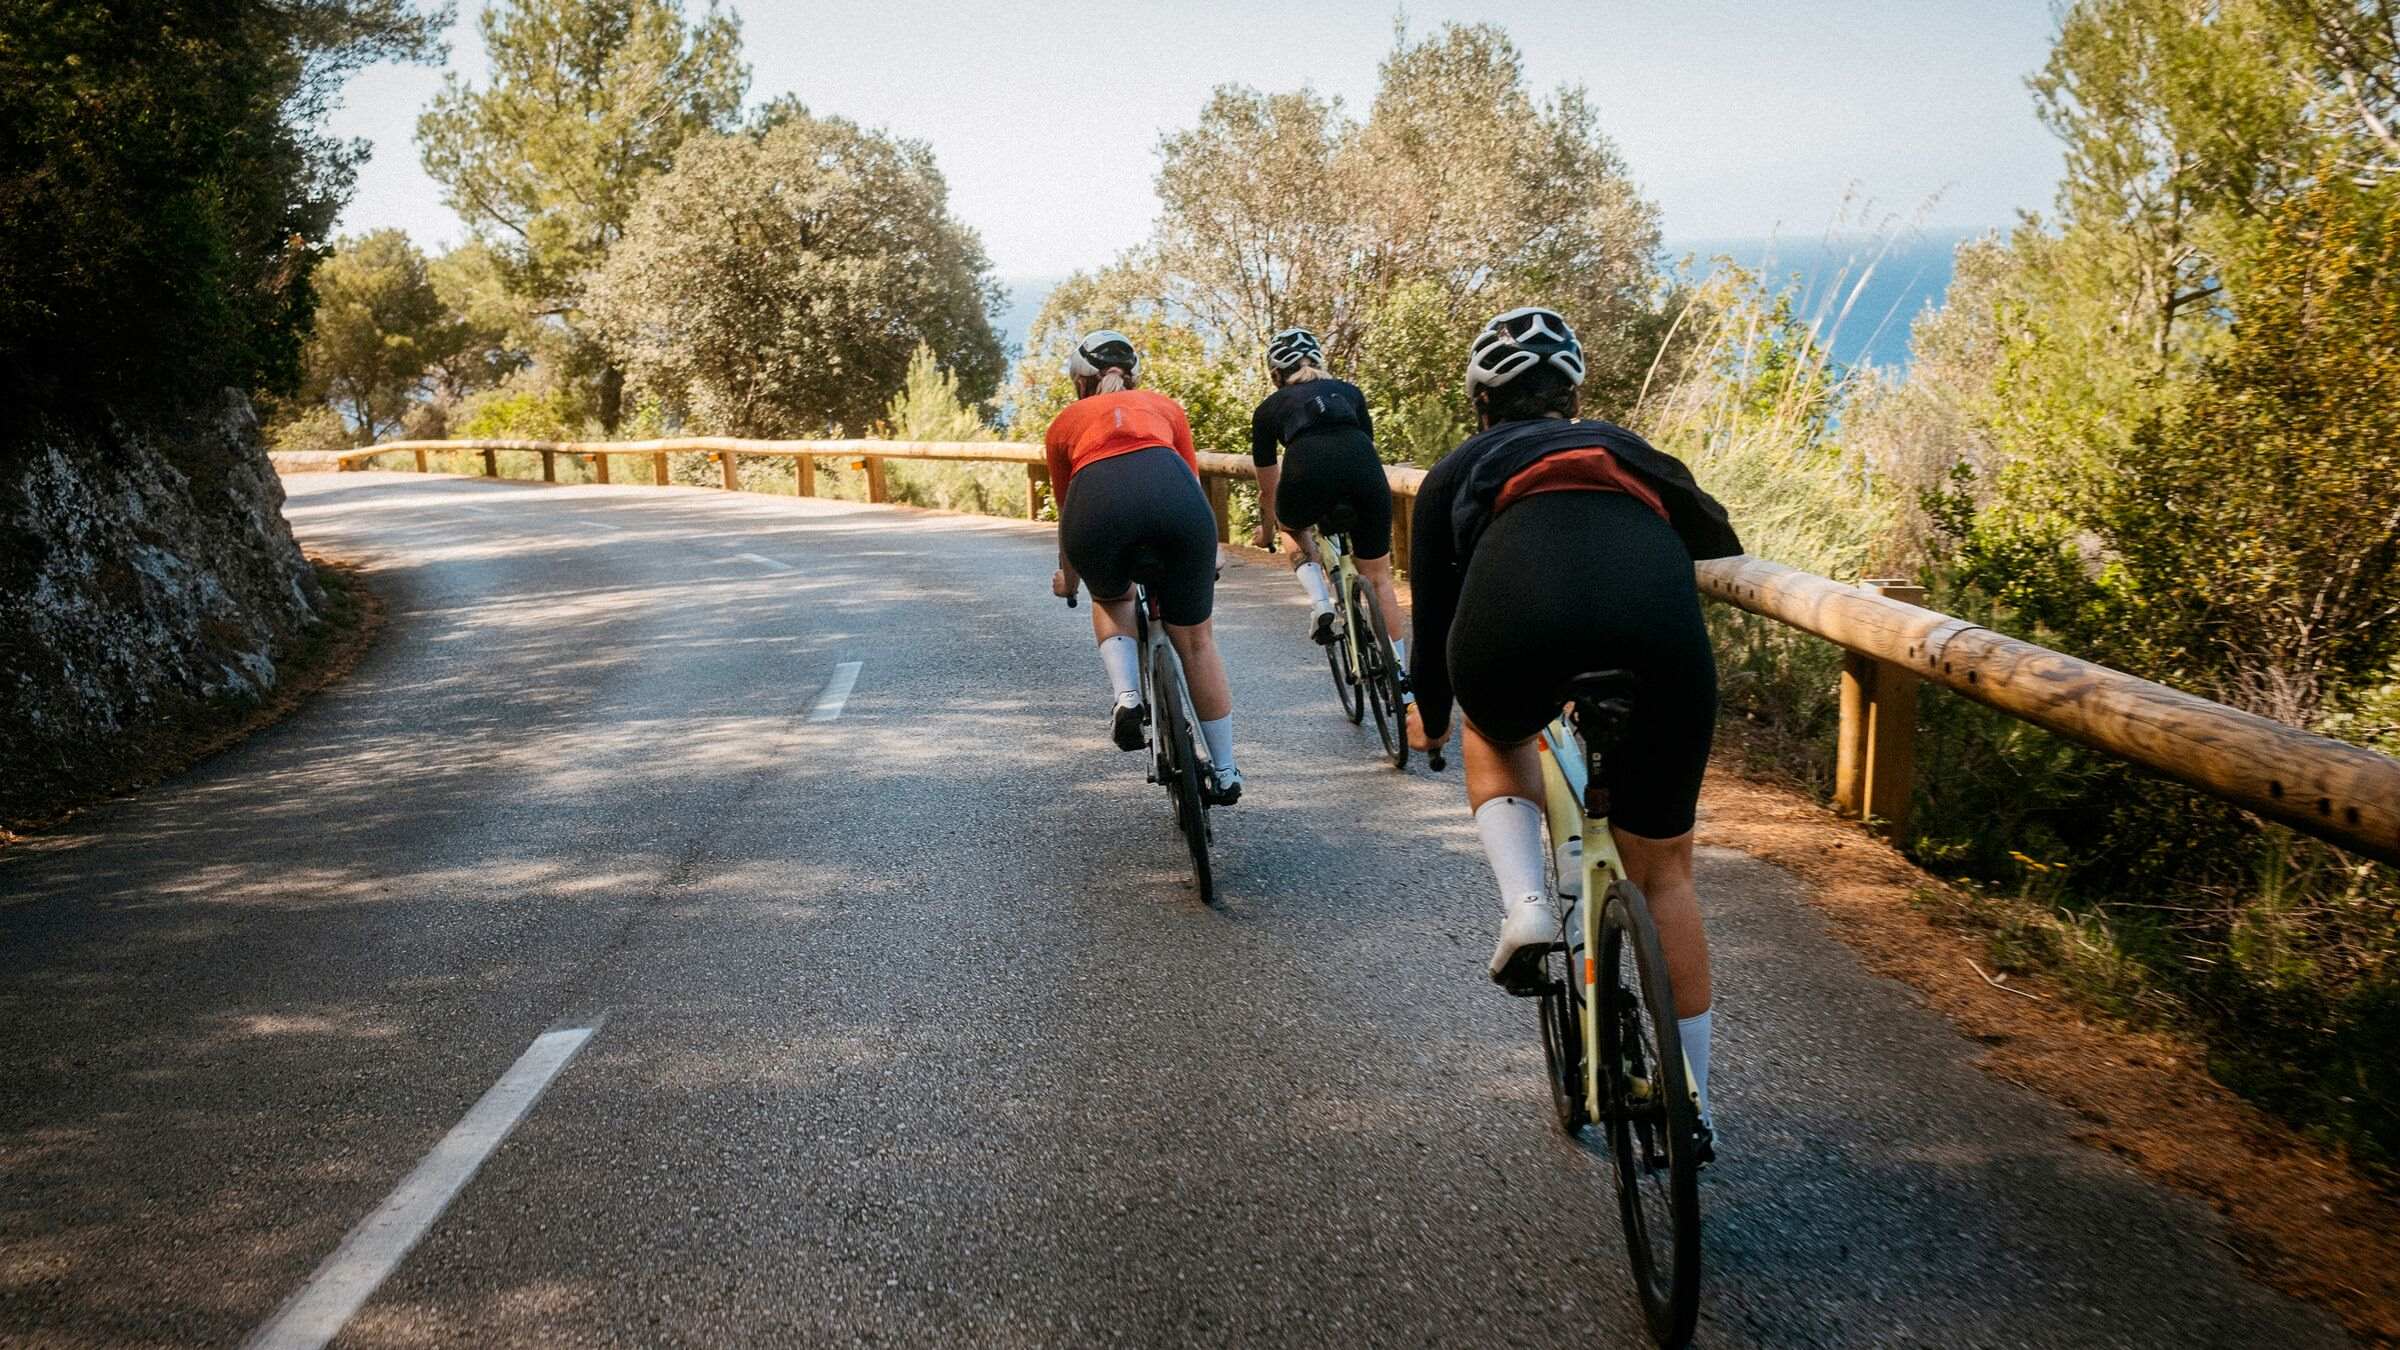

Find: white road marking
<box><xmin>583</xmin><ymin>519</ymin><xmax>627</xmax><ymax>533</ymax></box>
<box><xmin>243</xmin><ymin>1026</ymin><xmax>597</xmax><ymax>1350</ymax></box>
<box><xmin>809</xmin><ymin>662</ymin><xmax>863</xmax><ymax>723</ymax></box>
<box><xmin>735</xmin><ymin>552</ymin><xmax>796</xmax><ymax>573</ymax></box>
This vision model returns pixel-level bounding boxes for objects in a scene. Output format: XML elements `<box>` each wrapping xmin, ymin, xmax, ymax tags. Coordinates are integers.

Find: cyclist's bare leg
<box><xmin>1164</xmin><ymin>619</ymin><xmax>1232</xmax><ymax>722</ymax></box>
<box><xmin>1611</xmin><ymin>828</ymin><xmax>1712</xmax><ymax>1017</ymax></box>
<box><xmin>1279</xmin><ymin>525</ymin><xmax>1314</xmax><ymax>567</ymax></box>
<box><xmin>1354</xmin><ymin>552</ymin><xmax>1411</xmax><ymax>653</ymax></box>
<box><xmin>1088</xmin><ymin>590</ymin><xmax>1138</xmax><ymax>644</ymax></box>
<box><xmin>1461</xmin><ymin>717</ymin><xmax>1543</xmax><ymax>807</ymax></box>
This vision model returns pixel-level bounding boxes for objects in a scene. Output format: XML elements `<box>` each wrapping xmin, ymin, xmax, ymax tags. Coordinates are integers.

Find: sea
<box><xmin>992</xmin><ymin>228</ymin><xmax>1980</xmax><ymax>377</ymax></box>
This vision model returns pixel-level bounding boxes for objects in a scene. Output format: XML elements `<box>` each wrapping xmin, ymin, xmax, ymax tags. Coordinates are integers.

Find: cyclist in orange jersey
<box><xmin>1046</xmin><ymin>330</ymin><xmax>1244</xmax><ymax>804</ymax></box>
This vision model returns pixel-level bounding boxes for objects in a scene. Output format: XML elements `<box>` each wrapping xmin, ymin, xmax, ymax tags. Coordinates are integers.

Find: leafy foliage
<box><xmin>0</xmin><ymin>0</ymin><xmax>442</xmax><ymax>430</ymax></box>
<box><xmin>1021</xmin><ymin>21</ymin><xmax>1669</xmax><ymax>456</ymax></box>
<box><xmin>586</xmin><ymin>109</ymin><xmax>1003</xmax><ymax>437</ymax></box>
<box><xmin>418</xmin><ymin>0</ymin><xmax>747</xmax><ymax>428</ymax></box>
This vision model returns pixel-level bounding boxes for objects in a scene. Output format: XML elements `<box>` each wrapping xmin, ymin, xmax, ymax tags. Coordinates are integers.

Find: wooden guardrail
<box><xmin>330</xmin><ymin>437</ymin><xmax>2400</xmax><ymax>865</ymax></box>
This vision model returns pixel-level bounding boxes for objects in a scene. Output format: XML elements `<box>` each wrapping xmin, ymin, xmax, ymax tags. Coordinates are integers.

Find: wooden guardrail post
<box><xmin>650</xmin><ymin>451</ymin><xmax>668</xmax><ymax>485</ymax></box>
<box><xmin>414</xmin><ymin>448</ymin><xmax>429</xmax><ymax>473</ymax></box>
<box><xmin>864</xmin><ymin>456</ymin><xmax>889</xmax><ymax>503</ymax></box>
<box><xmin>1833</xmin><ymin>579</ymin><xmax>1924</xmax><ymax>835</ymax></box>
<box><xmin>591</xmin><ymin>453</ymin><xmax>609</xmax><ymax>485</ymax></box>
<box><xmin>1026</xmin><ymin>464</ymin><xmax>1049</xmax><ymax>518</ymax></box>
<box><xmin>481</xmin><ymin>447</ymin><xmax>498</xmax><ymax>478</ymax></box>
<box><xmin>541</xmin><ymin>449</ymin><xmax>557</xmax><ymax>482</ymax></box>
<box><xmin>1390</xmin><ymin>490</ymin><xmax>1414</xmax><ymax>575</ymax></box>
<box><xmin>1204</xmin><ymin>474</ymin><xmax>1233</xmax><ymax>543</ymax></box>
<box><xmin>720</xmin><ymin>451</ymin><xmax>739</xmax><ymax>492</ymax></box>
<box><xmin>796</xmin><ymin>454</ymin><xmax>816</xmax><ymax>497</ymax></box>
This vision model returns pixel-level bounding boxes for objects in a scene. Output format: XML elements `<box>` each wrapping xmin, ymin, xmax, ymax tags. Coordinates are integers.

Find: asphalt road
<box><xmin>0</xmin><ymin>474</ymin><xmax>2351</xmax><ymax>1348</ymax></box>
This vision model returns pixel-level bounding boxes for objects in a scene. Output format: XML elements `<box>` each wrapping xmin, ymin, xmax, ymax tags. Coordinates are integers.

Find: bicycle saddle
<box><xmin>1321</xmin><ymin>501</ymin><xmax>1362</xmax><ymax>536</ymax></box>
<box><xmin>1559</xmin><ymin>669</ymin><xmax>1640</xmax><ymax>750</ymax></box>
<box><xmin>1126</xmin><ymin>544</ymin><xmax>1165</xmax><ymax>582</ymax></box>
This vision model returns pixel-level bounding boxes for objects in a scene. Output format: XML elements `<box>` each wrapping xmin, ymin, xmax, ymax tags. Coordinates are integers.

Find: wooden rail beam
<box><xmin>1700</xmin><ymin>556</ymin><xmax>2400</xmax><ymax>864</ymax></box>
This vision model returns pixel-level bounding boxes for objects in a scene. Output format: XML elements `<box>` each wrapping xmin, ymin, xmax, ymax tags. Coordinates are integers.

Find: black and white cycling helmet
<box><xmin>1465</xmin><ymin>306</ymin><xmax>1585</xmax><ymax>393</ymax></box>
<box><xmin>1265</xmin><ymin>326</ymin><xmax>1324</xmax><ymax>375</ymax></box>
<box><xmin>1068</xmin><ymin>329</ymin><xmax>1141</xmax><ymax>381</ymax></box>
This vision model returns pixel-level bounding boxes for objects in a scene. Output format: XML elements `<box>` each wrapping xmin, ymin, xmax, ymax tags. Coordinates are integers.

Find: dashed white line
<box><xmin>735</xmin><ymin>552</ymin><xmax>795</xmax><ymax>573</ymax></box>
<box><xmin>808</xmin><ymin>662</ymin><xmax>863</xmax><ymax>723</ymax></box>
<box><xmin>243</xmin><ymin>1025</ymin><xmax>597</xmax><ymax>1350</ymax></box>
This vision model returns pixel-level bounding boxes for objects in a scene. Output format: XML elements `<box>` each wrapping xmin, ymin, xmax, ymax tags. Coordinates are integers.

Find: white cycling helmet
<box><xmin>1068</xmin><ymin>329</ymin><xmax>1141</xmax><ymax>381</ymax></box>
<box><xmin>1465</xmin><ymin>306</ymin><xmax>1585</xmax><ymax>393</ymax></box>
<box><xmin>1265</xmin><ymin>327</ymin><xmax>1324</xmax><ymax>375</ymax></box>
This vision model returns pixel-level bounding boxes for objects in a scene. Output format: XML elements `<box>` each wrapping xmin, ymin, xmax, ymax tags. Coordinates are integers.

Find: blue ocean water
<box><xmin>992</xmin><ymin>230</ymin><xmax>1974</xmax><ymax>375</ymax></box>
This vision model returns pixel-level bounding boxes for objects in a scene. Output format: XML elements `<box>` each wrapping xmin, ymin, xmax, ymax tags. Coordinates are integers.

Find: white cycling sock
<box><xmin>1473</xmin><ymin>796</ymin><xmax>1548</xmax><ymax>906</ymax></box>
<box><xmin>1679</xmin><ymin>1009</ymin><xmax>1713</xmax><ymax>1124</ymax></box>
<box><xmin>1198</xmin><ymin>714</ymin><xmax>1236</xmax><ymax>772</ymax></box>
<box><xmin>1098</xmin><ymin>636</ymin><xmax>1140</xmax><ymax>707</ymax></box>
<box><xmin>1294</xmin><ymin>562</ymin><xmax>1333</xmax><ymax>609</ymax></box>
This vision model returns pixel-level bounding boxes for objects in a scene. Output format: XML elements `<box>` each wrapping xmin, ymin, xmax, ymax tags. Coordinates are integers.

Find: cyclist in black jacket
<box><xmin>1249</xmin><ymin>328</ymin><xmax>1410</xmax><ymax>664</ymax></box>
<box><xmin>1404</xmin><ymin>307</ymin><xmax>1742</xmax><ymax>1133</ymax></box>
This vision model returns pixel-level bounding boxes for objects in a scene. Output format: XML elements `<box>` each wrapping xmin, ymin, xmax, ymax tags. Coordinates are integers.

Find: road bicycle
<box><xmin>1308</xmin><ymin>505</ymin><xmax>1410</xmax><ymax>769</ymax></box>
<box><xmin>1069</xmin><ymin>560</ymin><xmax>1218</xmax><ymax>905</ymax></box>
<box><xmin>1530</xmin><ymin>670</ymin><xmax>1703</xmax><ymax>1348</ymax></box>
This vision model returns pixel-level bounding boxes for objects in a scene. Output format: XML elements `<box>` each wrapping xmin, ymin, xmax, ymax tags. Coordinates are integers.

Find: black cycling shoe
<box><xmin>1203</xmin><ymin>765</ymin><xmax>1245</xmax><ymax>806</ymax></box>
<box><xmin>1110</xmin><ymin>701</ymin><xmax>1146</xmax><ymax>752</ymax></box>
<box><xmin>1693</xmin><ymin>1118</ymin><xmax>1717</xmax><ymax>1171</ymax></box>
<box><xmin>1310</xmin><ymin>610</ymin><xmax>1342</xmax><ymax>646</ymax></box>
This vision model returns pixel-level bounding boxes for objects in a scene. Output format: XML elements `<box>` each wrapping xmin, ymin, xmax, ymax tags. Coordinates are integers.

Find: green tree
<box><xmin>585</xmin><ymin>109</ymin><xmax>1003</xmax><ymax>437</ymax></box>
<box><xmin>0</xmin><ymin>1</ymin><xmax>443</xmax><ymax>429</ymax></box>
<box><xmin>417</xmin><ymin>0</ymin><xmax>747</xmax><ymax>430</ymax></box>
<box><xmin>293</xmin><ymin>230</ymin><xmax>459</xmax><ymax>443</ymax></box>
<box><xmin>1041</xmin><ymin>21</ymin><xmax>1668</xmax><ymax>458</ymax></box>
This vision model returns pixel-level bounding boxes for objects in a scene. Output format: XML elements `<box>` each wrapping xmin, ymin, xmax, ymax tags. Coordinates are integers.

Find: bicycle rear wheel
<box><xmin>1324</xmin><ymin>604</ymin><xmax>1364</xmax><ymax>727</ymax></box>
<box><xmin>1596</xmin><ymin>879</ymin><xmax>1700</xmax><ymax>1347</ymax></box>
<box><xmin>1152</xmin><ymin>642</ymin><xmax>1216</xmax><ymax>906</ymax></box>
<box><xmin>1351</xmin><ymin>577</ymin><xmax>1407</xmax><ymax>769</ymax></box>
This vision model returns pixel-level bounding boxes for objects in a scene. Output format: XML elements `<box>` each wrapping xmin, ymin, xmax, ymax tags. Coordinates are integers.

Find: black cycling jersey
<box><xmin>1249</xmin><ymin>377</ymin><xmax>1376</xmax><ymax>467</ymax></box>
<box><xmin>1408</xmin><ymin>416</ymin><xmax>1741</xmax><ymax>743</ymax></box>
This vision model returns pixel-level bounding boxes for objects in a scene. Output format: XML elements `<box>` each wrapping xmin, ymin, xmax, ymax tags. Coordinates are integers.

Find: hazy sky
<box><xmin>327</xmin><ymin>0</ymin><xmax>2066</xmax><ymax>279</ymax></box>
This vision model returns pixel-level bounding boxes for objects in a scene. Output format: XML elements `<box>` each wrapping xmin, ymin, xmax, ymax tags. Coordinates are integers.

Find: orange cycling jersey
<box><xmin>1043</xmin><ymin>390</ymin><xmax>1199</xmax><ymax>501</ymax></box>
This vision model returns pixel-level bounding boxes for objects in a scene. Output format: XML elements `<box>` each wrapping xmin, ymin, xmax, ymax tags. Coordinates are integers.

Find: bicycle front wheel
<box><xmin>1596</xmin><ymin>879</ymin><xmax>1701</xmax><ymax>1347</ymax></box>
<box><xmin>1153</xmin><ymin>643</ymin><xmax>1216</xmax><ymax>906</ymax></box>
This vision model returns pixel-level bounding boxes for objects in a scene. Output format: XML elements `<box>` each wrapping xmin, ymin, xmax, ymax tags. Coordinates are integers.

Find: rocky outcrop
<box><xmin>1</xmin><ymin>393</ymin><xmax>325</xmax><ymax>821</ymax></box>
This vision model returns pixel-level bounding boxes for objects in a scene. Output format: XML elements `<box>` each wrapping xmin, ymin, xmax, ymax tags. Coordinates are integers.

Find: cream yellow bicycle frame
<box><xmin>1309</xmin><ymin>530</ymin><xmax>1376</xmax><ymax>684</ymax></box>
<box><xmin>1538</xmin><ymin>713</ymin><xmax>1632</xmax><ymax>1122</ymax></box>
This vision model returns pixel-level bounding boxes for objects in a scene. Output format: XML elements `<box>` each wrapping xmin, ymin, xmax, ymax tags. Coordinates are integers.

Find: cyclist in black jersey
<box><xmin>1249</xmin><ymin>328</ymin><xmax>1411</xmax><ymax>666</ymax></box>
<box><xmin>1403</xmin><ymin>307</ymin><xmax>1742</xmax><ymax>1136</ymax></box>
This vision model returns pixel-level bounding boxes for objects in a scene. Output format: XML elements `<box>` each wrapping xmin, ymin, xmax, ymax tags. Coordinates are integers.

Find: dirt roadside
<box><xmin>1697</xmin><ymin>757</ymin><xmax>2400</xmax><ymax>1345</ymax></box>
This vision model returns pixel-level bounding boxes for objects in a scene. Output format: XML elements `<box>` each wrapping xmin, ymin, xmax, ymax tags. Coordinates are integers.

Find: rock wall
<box><xmin>0</xmin><ymin>393</ymin><xmax>325</xmax><ymax>821</ymax></box>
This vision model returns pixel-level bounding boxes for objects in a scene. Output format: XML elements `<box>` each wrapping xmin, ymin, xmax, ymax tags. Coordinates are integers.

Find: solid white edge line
<box><xmin>735</xmin><ymin>552</ymin><xmax>795</xmax><ymax>573</ymax></box>
<box><xmin>808</xmin><ymin>662</ymin><xmax>863</xmax><ymax>723</ymax></box>
<box><xmin>243</xmin><ymin>1026</ymin><xmax>597</xmax><ymax>1350</ymax></box>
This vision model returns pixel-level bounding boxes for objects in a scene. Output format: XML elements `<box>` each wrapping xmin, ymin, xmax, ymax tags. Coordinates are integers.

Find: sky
<box><xmin>327</xmin><ymin>0</ymin><xmax>2067</xmax><ymax>283</ymax></box>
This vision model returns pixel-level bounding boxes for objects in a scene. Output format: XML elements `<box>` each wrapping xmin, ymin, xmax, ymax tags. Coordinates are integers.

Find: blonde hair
<box><xmin>1280</xmin><ymin>362</ymin><xmax>1326</xmax><ymax>386</ymax></box>
<box><xmin>1097</xmin><ymin>368</ymin><xmax>1132</xmax><ymax>394</ymax></box>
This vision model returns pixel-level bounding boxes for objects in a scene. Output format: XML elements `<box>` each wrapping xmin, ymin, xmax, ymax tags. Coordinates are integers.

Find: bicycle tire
<box><xmin>1330</xmin><ymin>595</ymin><xmax>1366</xmax><ymax>726</ymax></box>
<box><xmin>1536</xmin><ymin>944</ymin><xmax>1587</xmax><ymax>1133</ymax></box>
<box><xmin>1152</xmin><ymin>640</ymin><xmax>1217</xmax><ymax>906</ymax></box>
<box><xmin>1596</xmin><ymin>879</ymin><xmax>1701</xmax><ymax>1347</ymax></box>
<box><xmin>1351</xmin><ymin>577</ymin><xmax>1407</xmax><ymax>769</ymax></box>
